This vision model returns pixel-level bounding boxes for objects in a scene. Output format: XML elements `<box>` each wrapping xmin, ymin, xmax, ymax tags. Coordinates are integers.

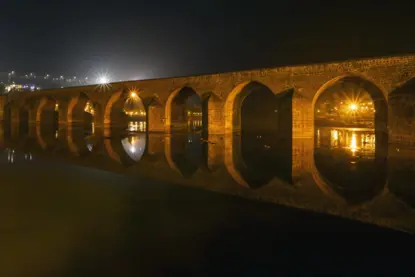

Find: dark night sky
<box><xmin>1</xmin><ymin>1</ymin><xmax>414</xmax><ymax>80</ymax></box>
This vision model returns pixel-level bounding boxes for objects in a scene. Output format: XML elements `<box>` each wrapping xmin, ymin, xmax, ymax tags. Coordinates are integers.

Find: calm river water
<box><xmin>1</xmin><ymin>123</ymin><xmax>414</xmax><ymax>276</ymax></box>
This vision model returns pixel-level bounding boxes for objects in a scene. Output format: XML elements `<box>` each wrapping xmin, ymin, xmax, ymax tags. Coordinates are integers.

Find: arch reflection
<box><xmin>105</xmin><ymin>133</ymin><xmax>147</xmax><ymax>167</ymax></box>
<box><xmin>388</xmin><ymin>147</ymin><xmax>415</xmax><ymax>209</ymax></box>
<box><xmin>313</xmin><ymin>76</ymin><xmax>388</xmax><ymax>205</ymax></box>
<box><xmin>67</xmin><ymin>127</ymin><xmax>93</xmax><ymax>157</ymax></box>
<box><xmin>121</xmin><ymin>135</ymin><xmax>146</xmax><ymax>162</ymax></box>
<box><xmin>165</xmin><ymin>133</ymin><xmax>203</xmax><ymax>178</ymax></box>
<box><xmin>224</xmin><ymin>83</ymin><xmax>293</xmax><ymax>188</ymax></box>
<box><xmin>34</xmin><ymin>124</ymin><xmax>58</xmax><ymax>151</ymax></box>
<box><xmin>314</xmin><ymin>128</ymin><xmax>387</xmax><ymax>204</ymax></box>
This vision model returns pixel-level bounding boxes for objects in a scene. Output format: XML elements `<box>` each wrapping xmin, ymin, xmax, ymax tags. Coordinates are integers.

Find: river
<box><xmin>0</xmin><ymin>123</ymin><xmax>414</xmax><ymax>276</ymax></box>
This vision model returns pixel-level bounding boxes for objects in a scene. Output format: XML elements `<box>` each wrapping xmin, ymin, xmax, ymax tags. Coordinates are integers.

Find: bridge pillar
<box><xmin>291</xmin><ymin>92</ymin><xmax>314</xmax><ymax>178</ymax></box>
<box><xmin>205</xmin><ymin>134</ymin><xmax>224</xmax><ymax>172</ymax></box>
<box><xmin>389</xmin><ymin>91</ymin><xmax>415</xmax><ymax>146</ymax></box>
<box><xmin>0</xmin><ymin>121</ymin><xmax>4</xmax><ymax>148</ymax></box>
<box><xmin>147</xmin><ymin>103</ymin><xmax>165</xmax><ymax>132</ymax></box>
<box><xmin>206</xmin><ymin>95</ymin><xmax>225</xmax><ymax>135</ymax></box>
<box><xmin>11</xmin><ymin>105</ymin><xmax>22</xmax><ymax>125</ymax></box>
<box><xmin>147</xmin><ymin>133</ymin><xmax>164</xmax><ymax>155</ymax></box>
<box><xmin>28</xmin><ymin>106</ymin><xmax>37</xmax><ymax>125</ymax></box>
<box><xmin>0</xmin><ymin>95</ymin><xmax>7</xmax><ymax>122</ymax></box>
<box><xmin>58</xmin><ymin>102</ymin><xmax>69</xmax><ymax>129</ymax></box>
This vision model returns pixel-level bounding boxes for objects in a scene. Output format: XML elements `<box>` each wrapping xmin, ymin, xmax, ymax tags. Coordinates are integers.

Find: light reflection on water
<box><xmin>128</xmin><ymin>121</ymin><xmax>146</xmax><ymax>132</ymax></box>
<box><xmin>316</xmin><ymin>127</ymin><xmax>376</xmax><ymax>158</ymax></box>
<box><xmin>313</xmin><ymin>127</ymin><xmax>386</xmax><ymax>205</ymax></box>
<box><xmin>1</xmin><ymin>124</ymin><xmax>415</xmax><ymax>234</ymax></box>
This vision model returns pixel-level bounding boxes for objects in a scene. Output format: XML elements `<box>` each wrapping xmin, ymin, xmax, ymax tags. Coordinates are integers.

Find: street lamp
<box><xmin>349</xmin><ymin>103</ymin><xmax>358</xmax><ymax>111</ymax></box>
<box><xmin>97</xmin><ymin>75</ymin><xmax>109</xmax><ymax>84</ymax></box>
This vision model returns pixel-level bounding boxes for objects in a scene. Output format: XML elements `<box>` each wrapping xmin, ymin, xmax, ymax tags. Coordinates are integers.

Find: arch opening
<box><xmin>313</xmin><ymin>76</ymin><xmax>388</xmax><ymax>204</ymax></box>
<box><xmin>124</xmin><ymin>91</ymin><xmax>147</xmax><ymax>132</ymax></box>
<box><xmin>224</xmin><ymin>82</ymin><xmax>294</xmax><ymax>188</ymax></box>
<box><xmin>68</xmin><ymin>93</ymin><xmax>97</xmax><ymax>135</ymax></box>
<box><xmin>166</xmin><ymin>87</ymin><xmax>204</xmax><ymax>133</ymax></box>
<box><xmin>36</xmin><ymin>97</ymin><xmax>59</xmax><ymax>134</ymax></box>
<box><xmin>105</xmin><ymin>90</ymin><xmax>146</xmax><ymax>133</ymax></box>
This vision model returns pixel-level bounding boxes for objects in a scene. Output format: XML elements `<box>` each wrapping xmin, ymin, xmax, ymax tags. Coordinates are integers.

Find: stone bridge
<box><xmin>1</xmin><ymin>55</ymin><xmax>415</xmax><ymax>229</ymax></box>
<box><xmin>1</xmin><ymin>54</ymin><xmax>415</xmax><ymax>141</ymax></box>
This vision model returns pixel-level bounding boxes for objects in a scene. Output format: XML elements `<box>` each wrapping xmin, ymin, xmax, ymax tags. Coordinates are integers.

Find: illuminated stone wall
<box><xmin>1</xmin><ymin>54</ymin><xmax>415</xmax><ymax>140</ymax></box>
<box><xmin>389</xmin><ymin>79</ymin><xmax>415</xmax><ymax>146</ymax></box>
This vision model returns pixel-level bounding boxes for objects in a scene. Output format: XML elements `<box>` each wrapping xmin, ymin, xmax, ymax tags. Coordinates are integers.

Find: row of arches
<box><xmin>3</xmin><ymin>74</ymin><xmax>390</xmax><ymax>137</ymax></box>
<box><xmin>4</xmin><ymin>74</ymin><xmax>404</xmax><ymax>206</ymax></box>
<box><xmin>5</xmin><ymin>122</ymin><xmax>414</xmax><ymax>209</ymax></box>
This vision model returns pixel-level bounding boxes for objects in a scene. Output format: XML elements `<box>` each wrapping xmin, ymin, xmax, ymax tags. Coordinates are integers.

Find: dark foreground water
<box><xmin>1</xmin><ymin>124</ymin><xmax>415</xmax><ymax>276</ymax></box>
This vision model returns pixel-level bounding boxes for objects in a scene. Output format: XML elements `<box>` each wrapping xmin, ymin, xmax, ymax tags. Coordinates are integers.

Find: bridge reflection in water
<box><xmin>314</xmin><ymin>127</ymin><xmax>386</xmax><ymax>205</ymax></box>
<box><xmin>1</xmin><ymin>124</ymin><xmax>415</xmax><ymax>233</ymax></box>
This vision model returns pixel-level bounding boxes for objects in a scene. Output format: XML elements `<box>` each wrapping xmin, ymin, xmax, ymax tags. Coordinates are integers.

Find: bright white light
<box><xmin>97</xmin><ymin>75</ymin><xmax>109</xmax><ymax>84</ymax></box>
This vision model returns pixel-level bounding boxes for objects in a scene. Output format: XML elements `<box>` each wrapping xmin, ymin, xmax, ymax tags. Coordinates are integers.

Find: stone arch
<box><xmin>312</xmin><ymin>74</ymin><xmax>388</xmax><ymax>135</ymax></box>
<box><xmin>224</xmin><ymin>81</ymin><xmax>290</xmax><ymax>188</ymax></box>
<box><xmin>312</xmin><ymin>74</ymin><xmax>388</xmax><ymax>205</ymax></box>
<box><xmin>36</xmin><ymin>96</ymin><xmax>59</xmax><ymax>128</ymax></box>
<box><xmin>224</xmin><ymin>81</ymin><xmax>280</xmax><ymax>133</ymax></box>
<box><xmin>104</xmin><ymin>88</ymin><xmax>146</xmax><ymax>130</ymax></box>
<box><xmin>67</xmin><ymin>92</ymin><xmax>98</xmax><ymax>130</ymax></box>
<box><xmin>165</xmin><ymin>87</ymin><xmax>204</xmax><ymax>133</ymax></box>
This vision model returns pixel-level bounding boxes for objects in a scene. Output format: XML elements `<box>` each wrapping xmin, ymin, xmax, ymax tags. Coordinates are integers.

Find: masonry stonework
<box><xmin>1</xmin><ymin>54</ymin><xmax>415</xmax><ymax>142</ymax></box>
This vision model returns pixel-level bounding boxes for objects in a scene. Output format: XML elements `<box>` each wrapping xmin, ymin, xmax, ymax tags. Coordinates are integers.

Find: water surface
<box><xmin>1</xmin><ymin>124</ymin><xmax>415</xmax><ymax>276</ymax></box>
